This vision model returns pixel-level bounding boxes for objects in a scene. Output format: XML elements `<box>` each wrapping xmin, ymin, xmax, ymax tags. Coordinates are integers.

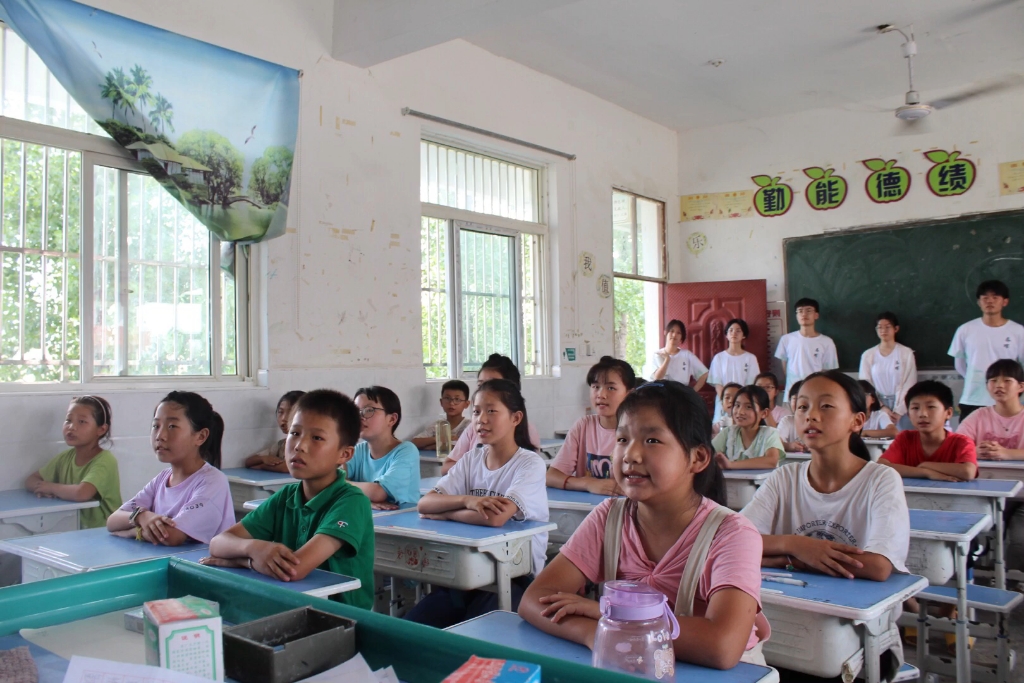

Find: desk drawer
<box><xmin>725</xmin><ymin>480</ymin><xmax>756</xmax><ymax>511</ymax></box>
<box><xmin>374</xmin><ymin>537</ymin><xmax>531</xmax><ymax>590</ymax></box>
<box><xmin>905</xmin><ymin>493</ymin><xmax>988</xmax><ymax>515</ymax></box>
<box><xmin>761</xmin><ymin>604</ymin><xmax>863</xmax><ymax>678</ymax></box>
<box><xmin>549</xmin><ymin>509</ymin><xmax>588</xmax><ymax>546</ymax></box>
<box><xmin>906</xmin><ymin>538</ymin><xmax>955</xmax><ymax>586</ymax></box>
<box><xmin>21</xmin><ymin>558</ymin><xmax>73</xmax><ymax>584</ymax></box>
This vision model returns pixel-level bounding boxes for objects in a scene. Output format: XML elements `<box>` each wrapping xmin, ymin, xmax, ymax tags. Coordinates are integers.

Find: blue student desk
<box><xmin>419</xmin><ymin>451</ymin><xmax>444</xmax><ymax>477</ymax></box>
<box><xmin>373</xmin><ymin>509</ymin><xmax>556</xmax><ymax>611</ymax></box>
<box><xmin>722</xmin><ymin>468</ymin><xmax>774</xmax><ymax>510</ymax></box>
<box><xmin>546</xmin><ymin>487</ymin><xmax>609</xmax><ymax>545</ymax></box>
<box><xmin>759</xmin><ymin>570</ymin><xmax>927</xmax><ymax>683</ymax></box>
<box><xmin>243</xmin><ymin>498</ymin><xmax>416</xmax><ymax>517</ymax></box>
<box><xmin>221</xmin><ymin>467</ymin><xmax>296</xmax><ymax>514</ymax></box>
<box><xmin>0</xmin><ymin>527</ymin><xmax>207</xmax><ymax>583</ymax></box>
<box><xmin>0</xmin><ymin>489</ymin><xmax>101</xmax><ymax>585</ymax></box>
<box><xmin>539</xmin><ymin>438</ymin><xmax>565</xmax><ymax>459</ymax></box>
<box><xmin>902</xmin><ymin>477</ymin><xmax>1022</xmax><ymax>588</ymax></box>
<box><xmin>172</xmin><ymin>549</ymin><xmax>360</xmax><ymax>598</ymax></box>
<box><xmin>977</xmin><ymin>459</ymin><xmax>1024</xmax><ymax>499</ymax></box>
<box><xmin>447</xmin><ymin>610</ymin><xmax>779</xmax><ymax>683</ymax></box>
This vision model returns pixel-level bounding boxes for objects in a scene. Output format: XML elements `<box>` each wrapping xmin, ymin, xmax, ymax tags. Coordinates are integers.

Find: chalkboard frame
<box><xmin>783</xmin><ymin>208</ymin><xmax>1024</xmax><ymax>371</ymax></box>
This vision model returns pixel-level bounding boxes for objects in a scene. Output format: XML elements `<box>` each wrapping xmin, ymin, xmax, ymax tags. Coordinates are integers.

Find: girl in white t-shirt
<box><xmin>646</xmin><ymin>319</ymin><xmax>709</xmax><ymax>389</ymax></box>
<box><xmin>712</xmin><ymin>386</ymin><xmax>785</xmax><ymax>470</ymax></box>
<box><xmin>411</xmin><ymin>379</ymin><xmax>548</xmax><ymax>627</ymax></box>
<box><xmin>712</xmin><ymin>383</ymin><xmax>742</xmax><ymax>436</ymax></box>
<box><xmin>777</xmin><ymin>380</ymin><xmax>806</xmax><ymax>452</ymax></box>
<box><xmin>708</xmin><ymin>318</ymin><xmax>761</xmax><ymax>421</ymax></box>
<box><xmin>741</xmin><ymin>370</ymin><xmax>910</xmax><ymax>582</ymax></box>
<box><xmin>547</xmin><ymin>357</ymin><xmax>634</xmax><ymax>495</ymax></box>
<box><xmin>859</xmin><ymin>312</ymin><xmax>917</xmax><ymax>421</ymax></box>
<box><xmin>858</xmin><ymin>380</ymin><xmax>897</xmax><ymax>439</ymax></box>
<box><xmin>755</xmin><ymin>372</ymin><xmax>789</xmax><ymax>428</ymax></box>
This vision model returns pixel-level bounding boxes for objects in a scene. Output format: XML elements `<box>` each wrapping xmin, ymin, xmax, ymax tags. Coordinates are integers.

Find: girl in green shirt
<box><xmin>712</xmin><ymin>385</ymin><xmax>785</xmax><ymax>471</ymax></box>
<box><xmin>25</xmin><ymin>396</ymin><xmax>121</xmax><ymax>529</ymax></box>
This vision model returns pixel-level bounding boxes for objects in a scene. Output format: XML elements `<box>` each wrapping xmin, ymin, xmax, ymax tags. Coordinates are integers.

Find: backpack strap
<box><xmin>674</xmin><ymin>504</ymin><xmax>734</xmax><ymax>617</ymax></box>
<box><xmin>602</xmin><ymin>497</ymin><xmax>629</xmax><ymax>581</ymax></box>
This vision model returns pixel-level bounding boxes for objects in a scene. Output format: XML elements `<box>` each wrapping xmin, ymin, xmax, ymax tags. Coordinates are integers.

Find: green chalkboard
<box><xmin>784</xmin><ymin>210</ymin><xmax>1024</xmax><ymax>370</ymax></box>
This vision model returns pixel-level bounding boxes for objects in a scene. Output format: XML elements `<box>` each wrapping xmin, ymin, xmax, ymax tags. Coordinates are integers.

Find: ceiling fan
<box><xmin>878</xmin><ymin>24</ymin><xmax>1022</xmax><ymax>128</ymax></box>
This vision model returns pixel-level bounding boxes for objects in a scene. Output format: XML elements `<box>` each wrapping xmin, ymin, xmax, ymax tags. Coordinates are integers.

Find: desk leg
<box><xmin>995</xmin><ymin>498</ymin><xmax>1006</xmax><ymax>590</ymax></box>
<box><xmin>495</xmin><ymin>557</ymin><xmax>512</xmax><ymax>612</ymax></box>
<box><xmin>861</xmin><ymin>616</ymin><xmax>888</xmax><ymax>683</ymax></box>
<box><xmin>955</xmin><ymin>541</ymin><xmax>971</xmax><ymax>683</ymax></box>
<box><xmin>917</xmin><ymin>600</ymin><xmax>928</xmax><ymax>682</ymax></box>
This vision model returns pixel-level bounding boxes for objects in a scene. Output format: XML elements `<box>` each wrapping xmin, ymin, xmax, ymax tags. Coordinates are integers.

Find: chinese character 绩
<box><xmin>939</xmin><ymin>163</ymin><xmax>968</xmax><ymax>191</ymax></box>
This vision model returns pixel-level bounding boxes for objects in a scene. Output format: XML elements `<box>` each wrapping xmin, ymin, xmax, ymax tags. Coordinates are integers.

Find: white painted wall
<box><xmin>0</xmin><ymin>0</ymin><xmax>679</xmax><ymax>497</ymax></box>
<box><xmin>675</xmin><ymin>88</ymin><xmax>1024</xmax><ymax>302</ymax></box>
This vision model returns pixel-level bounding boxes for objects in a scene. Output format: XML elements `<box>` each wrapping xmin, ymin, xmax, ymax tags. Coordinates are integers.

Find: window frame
<box><xmin>611</xmin><ymin>188</ymin><xmax>666</xmax><ymax>284</ymax></box>
<box><xmin>419</xmin><ymin>138</ymin><xmax>550</xmax><ymax>379</ymax></box>
<box><xmin>0</xmin><ymin>114</ymin><xmax>255</xmax><ymax>388</ymax></box>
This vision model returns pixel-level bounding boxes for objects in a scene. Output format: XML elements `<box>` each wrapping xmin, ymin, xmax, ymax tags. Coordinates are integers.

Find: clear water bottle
<box><xmin>593</xmin><ymin>581</ymin><xmax>680</xmax><ymax>680</ymax></box>
<box><xmin>435</xmin><ymin>416</ymin><xmax>452</xmax><ymax>460</ymax></box>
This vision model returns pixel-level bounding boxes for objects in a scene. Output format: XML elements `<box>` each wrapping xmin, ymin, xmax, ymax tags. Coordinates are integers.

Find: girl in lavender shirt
<box><xmin>108</xmin><ymin>392</ymin><xmax>234</xmax><ymax>545</ymax></box>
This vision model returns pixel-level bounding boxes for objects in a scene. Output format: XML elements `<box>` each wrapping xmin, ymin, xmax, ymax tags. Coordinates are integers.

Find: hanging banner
<box><xmin>0</xmin><ymin>0</ymin><xmax>299</xmax><ymax>243</ymax></box>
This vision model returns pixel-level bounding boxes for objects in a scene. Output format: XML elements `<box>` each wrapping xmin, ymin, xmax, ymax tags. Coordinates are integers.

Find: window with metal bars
<box><xmin>0</xmin><ymin>25</ymin><xmax>245</xmax><ymax>383</ymax></box>
<box><xmin>612</xmin><ymin>189</ymin><xmax>665</xmax><ymax>377</ymax></box>
<box><xmin>420</xmin><ymin>141</ymin><xmax>546</xmax><ymax>379</ymax></box>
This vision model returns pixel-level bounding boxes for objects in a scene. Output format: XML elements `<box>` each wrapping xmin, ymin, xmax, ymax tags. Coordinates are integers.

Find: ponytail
<box><xmin>158</xmin><ymin>391</ymin><xmax>224</xmax><ymax>469</ymax></box>
<box><xmin>849</xmin><ymin>433</ymin><xmax>871</xmax><ymax>462</ymax></box>
<box><xmin>476</xmin><ymin>379</ymin><xmax>538</xmax><ymax>452</ymax></box>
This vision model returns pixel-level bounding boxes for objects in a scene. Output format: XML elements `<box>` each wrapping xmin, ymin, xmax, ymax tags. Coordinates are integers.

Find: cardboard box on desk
<box><xmin>143</xmin><ymin>596</ymin><xmax>224</xmax><ymax>682</ymax></box>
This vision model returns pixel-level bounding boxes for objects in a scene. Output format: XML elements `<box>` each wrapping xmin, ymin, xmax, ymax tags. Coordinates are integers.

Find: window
<box><xmin>0</xmin><ymin>26</ymin><xmax>246</xmax><ymax>383</ymax></box>
<box><xmin>612</xmin><ymin>190</ymin><xmax>665</xmax><ymax>376</ymax></box>
<box><xmin>420</xmin><ymin>140</ymin><xmax>546</xmax><ymax>378</ymax></box>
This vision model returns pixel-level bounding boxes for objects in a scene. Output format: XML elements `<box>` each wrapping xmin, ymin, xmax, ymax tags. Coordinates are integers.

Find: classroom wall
<box><xmin>674</xmin><ymin>87</ymin><xmax>1024</xmax><ymax>303</ymax></box>
<box><xmin>0</xmin><ymin>0</ymin><xmax>679</xmax><ymax>496</ymax></box>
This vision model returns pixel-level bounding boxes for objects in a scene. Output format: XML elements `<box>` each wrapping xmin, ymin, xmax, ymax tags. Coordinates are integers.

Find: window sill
<box><xmin>0</xmin><ymin>377</ymin><xmax>264</xmax><ymax>395</ymax></box>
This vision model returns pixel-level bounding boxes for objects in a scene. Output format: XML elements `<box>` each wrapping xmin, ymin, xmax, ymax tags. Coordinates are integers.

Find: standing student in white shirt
<box><xmin>708</xmin><ymin>318</ymin><xmax>761</xmax><ymax>421</ymax></box>
<box><xmin>774</xmin><ymin>298</ymin><xmax>839</xmax><ymax>401</ymax></box>
<box><xmin>859</xmin><ymin>312</ymin><xmax>918</xmax><ymax>422</ymax></box>
<box><xmin>948</xmin><ymin>280</ymin><xmax>1024</xmax><ymax>421</ymax></box>
<box><xmin>646</xmin><ymin>319</ymin><xmax>708</xmax><ymax>390</ymax></box>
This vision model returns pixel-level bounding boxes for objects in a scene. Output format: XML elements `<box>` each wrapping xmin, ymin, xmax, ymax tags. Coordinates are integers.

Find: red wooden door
<box><xmin>663</xmin><ymin>279</ymin><xmax>769</xmax><ymax>414</ymax></box>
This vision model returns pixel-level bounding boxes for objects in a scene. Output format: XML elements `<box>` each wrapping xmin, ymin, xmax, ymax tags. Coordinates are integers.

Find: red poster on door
<box><xmin>662</xmin><ymin>280</ymin><xmax>769</xmax><ymax>415</ymax></box>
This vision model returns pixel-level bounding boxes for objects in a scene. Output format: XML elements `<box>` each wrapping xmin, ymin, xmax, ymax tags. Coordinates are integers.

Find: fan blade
<box><xmin>944</xmin><ymin>0</ymin><xmax>1021</xmax><ymax>25</ymax></box>
<box><xmin>929</xmin><ymin>75</ymin><xmax>1024</xmax><ymax>109</ymax></box>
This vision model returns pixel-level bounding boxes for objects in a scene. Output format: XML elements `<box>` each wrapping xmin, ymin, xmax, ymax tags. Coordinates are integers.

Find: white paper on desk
<box><xmin>63</xmin><ymin>655</ymin><xmax>214</xmax><ymax>683</ymax></box>
<box><xmin>299</xmin><ymin>654</ymin><xmax>394</xmax><ymax>683</ymax></box>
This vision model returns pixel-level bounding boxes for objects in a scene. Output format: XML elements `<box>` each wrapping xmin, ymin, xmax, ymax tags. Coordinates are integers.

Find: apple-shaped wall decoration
<box><xmin>924</xmin><ymin>150</ymin><xmax>976</xmax><ymax>197</ymax></box>
<box><xmin>803</xmin><ymin>167</ymin><xmax>848</xmax><ymax>211</ymax></box>
<box><xmin>862</xmin><ymin>159</ymin><xmax>911</xmax><ymax>203</ymax></box>
<box><xmin>752</xmin><ymin>175</ymin><xmax>793</xmax><ymax>217</ymax></box>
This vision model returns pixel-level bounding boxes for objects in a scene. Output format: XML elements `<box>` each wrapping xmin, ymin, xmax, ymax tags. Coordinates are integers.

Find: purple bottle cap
<box><xmin>599</xmin><ymin>581</ymin><xmax>680</xmax><ymax>639</ymax></box>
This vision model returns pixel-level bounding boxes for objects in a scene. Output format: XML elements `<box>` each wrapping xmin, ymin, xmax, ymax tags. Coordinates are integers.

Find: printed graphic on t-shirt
<box><xmin>586</xmin><ymin>453</ymin><xmax>613</xmax><ymax>479</ymax></box>
<box><xmin>813</xmin><ymin>347</ymin><xmax>821</xmax><ymax>360</ymax></box>
<box><xmin>795</xmin><ymin>519</ymin><xmax>858</xmax><ymax>546</ymax></box>
<box><xmin>1005</xmin><ymin>336</ymin><xmax>1013</xmax><ymax>349</ymax></box>
<box><xmin>977</xmin><ymin>431</ymin><xmax>1019</xmax><ymax>450</ymax></box>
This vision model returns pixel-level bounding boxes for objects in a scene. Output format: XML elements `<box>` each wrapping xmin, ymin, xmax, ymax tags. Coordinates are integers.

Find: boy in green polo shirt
<box><xmin>204</xmin><ymin>389</ymin><xmax>374</xmax><ymax>609</ymax></box>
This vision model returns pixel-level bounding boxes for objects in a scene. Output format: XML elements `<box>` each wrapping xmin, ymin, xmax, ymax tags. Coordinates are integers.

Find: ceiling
<box><xmin>333</xmin><ymin>0</ymin><xmax>1024</xmax><ymax>131</ymax></box>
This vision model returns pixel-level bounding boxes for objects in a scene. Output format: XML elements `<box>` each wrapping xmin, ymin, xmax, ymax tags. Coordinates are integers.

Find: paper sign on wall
<box><xmin>999</xmin><ymin>160</ymin><xmax>1024</xmax><ymax>195</ymax></box>
<box><xmin>679</xmin><ymin>191</ymin><xmax>753</xmax><ymax>222</ymax></box>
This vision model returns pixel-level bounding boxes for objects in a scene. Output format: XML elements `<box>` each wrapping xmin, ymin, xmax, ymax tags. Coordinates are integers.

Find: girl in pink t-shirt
<box><xmin>520</xmin><ymin>380</ymin><xmax>770</xmax><ymax>669</ymax></box>
<box><xmin>547</xmin><ymin>356</ymin><xmax>636</xmax><ymax>496</ymax></box>
<box><xmin>108</xmin><ymin>392</ymin><xmax>234</xmax><ymax>545</ymax></box>
<box><xmin>958</xmin><ymin>359</ymin><xmax>1024</xmax><ymax>460</ymax></box>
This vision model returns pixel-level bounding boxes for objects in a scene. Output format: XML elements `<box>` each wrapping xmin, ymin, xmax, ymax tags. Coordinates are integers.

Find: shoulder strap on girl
<box><xmin>602</xmin><ymin>497</ymin><xmax>629</xmax><ymax>581</ymax></box>
<box><xmin>674</xmin><ymin>503</ymin><xmax>734</xmax><ymax>618</ymax></box>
